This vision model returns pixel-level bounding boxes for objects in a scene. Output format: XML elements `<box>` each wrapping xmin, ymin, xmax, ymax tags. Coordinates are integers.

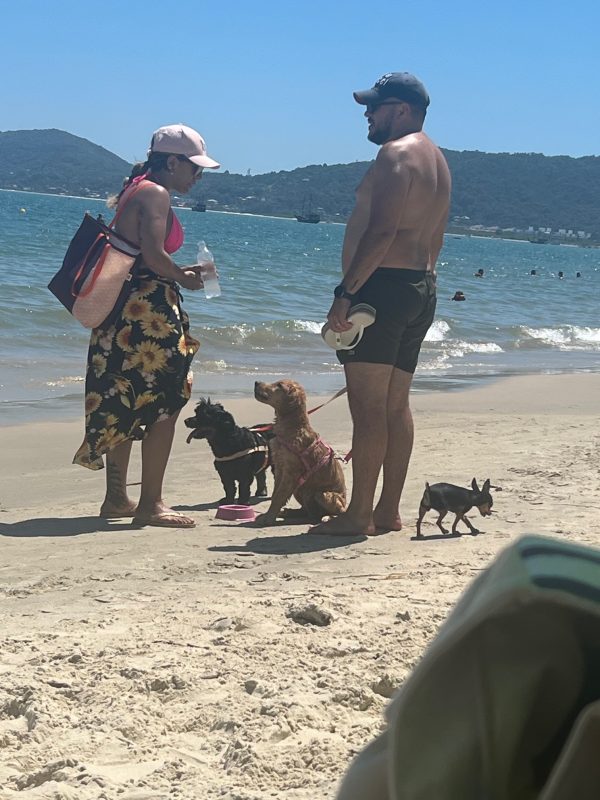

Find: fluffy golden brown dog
<box><xmin>253</xmin><ymin>380</ymin><xmax>346</xmax><ymax>525</ymax></box>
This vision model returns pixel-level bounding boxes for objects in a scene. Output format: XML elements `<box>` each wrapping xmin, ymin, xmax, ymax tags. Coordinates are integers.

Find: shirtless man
<box><xmin>312</xmin><ymin>72</ymin><xmax>451</xmax><ymax>536</ymax></box>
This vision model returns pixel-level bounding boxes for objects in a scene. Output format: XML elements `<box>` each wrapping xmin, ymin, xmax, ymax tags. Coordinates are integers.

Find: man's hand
<box><xmin>326</xmin><ymin>297</ymin><xmax>354</xmax><ymax>332</ymax></box>
<box><xmin>178</xmin><ymin>269</ymin><xmax>204</xmax><ymax>291</ymax></box>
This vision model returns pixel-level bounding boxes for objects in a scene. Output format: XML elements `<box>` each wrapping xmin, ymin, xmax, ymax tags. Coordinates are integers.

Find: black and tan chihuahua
<box><xmin>416</xmin><ymin>478</ymin><xmax>493</xmax><ymax>538</ymax></box>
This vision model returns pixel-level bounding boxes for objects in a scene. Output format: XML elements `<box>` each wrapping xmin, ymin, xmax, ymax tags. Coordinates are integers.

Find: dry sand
<box><xmin>0</xmin><ymin>373</ymin><xmax>599</xmax><ymax>799</ymax></box>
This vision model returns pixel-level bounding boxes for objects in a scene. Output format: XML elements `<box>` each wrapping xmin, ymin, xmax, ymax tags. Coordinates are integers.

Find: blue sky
<box><xmin>1</xmin><ymin>0</ymin><xmax>598</xmax><ymax>174</ymax></box>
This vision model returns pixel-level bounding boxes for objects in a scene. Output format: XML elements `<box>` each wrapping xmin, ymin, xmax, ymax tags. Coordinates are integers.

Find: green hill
<box><xmin>443</xmin><ymin>149</ymin><xmax>600</xmax><ymax>236</ymax></box>
<box><xmin>0</xmin><ymin>128</ymin><xmax>130</xmax><ymax>196</ymax></box>
<box><xmin>1</xmin><ymin>128</ymin><xmax>599</xmax><ymax>237</ymax></box>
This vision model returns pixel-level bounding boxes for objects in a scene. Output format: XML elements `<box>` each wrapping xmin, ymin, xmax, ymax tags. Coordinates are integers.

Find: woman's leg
<box><xmin>100</xmin><ymin>439</ymin><xmax>137</xmax><ymax>518</ymax></box>
<box><xmin>134</xmin><ymin>411</ymin><xmax>195</xmax><ymax>527</ymax></box>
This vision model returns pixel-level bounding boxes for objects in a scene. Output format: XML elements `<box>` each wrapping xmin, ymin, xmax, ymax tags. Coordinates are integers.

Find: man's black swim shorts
<box><xmin>336</xmin><ymin>268</ymin><xmax>436</xmax><ymax>374</ymax></box>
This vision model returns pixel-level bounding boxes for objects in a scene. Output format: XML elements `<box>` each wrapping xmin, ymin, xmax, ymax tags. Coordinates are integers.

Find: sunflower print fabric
<box><xmin>73</xmin><ymin>272</ymin><xmax>200</xmax><ymax>470</ymax></box>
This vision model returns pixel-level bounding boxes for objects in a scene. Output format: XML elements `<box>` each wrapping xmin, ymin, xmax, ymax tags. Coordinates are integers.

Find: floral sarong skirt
<box><xmin>73</xmin><ymin>272</ymin><xmax>200</xmax><ymax>470</ymax></box>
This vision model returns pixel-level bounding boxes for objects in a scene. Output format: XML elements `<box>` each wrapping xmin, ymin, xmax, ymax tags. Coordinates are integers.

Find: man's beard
<box><xmin>367</xmin><ymin>124</ymin><xmax>389</xmax><ymax>145</ymax></box>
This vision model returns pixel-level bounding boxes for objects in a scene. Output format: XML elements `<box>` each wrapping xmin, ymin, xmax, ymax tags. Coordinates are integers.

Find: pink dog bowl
<box><xmin>215</xmin><ymin>504</ymin><xmax>256</xmax><ymax>522</ymax></box>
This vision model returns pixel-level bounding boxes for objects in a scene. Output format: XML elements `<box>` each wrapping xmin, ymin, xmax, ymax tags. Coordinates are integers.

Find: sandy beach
<box><xmin>1</xmin><ymin>372</ymin><xmax>599</xmax><ymax>799</ymax></box>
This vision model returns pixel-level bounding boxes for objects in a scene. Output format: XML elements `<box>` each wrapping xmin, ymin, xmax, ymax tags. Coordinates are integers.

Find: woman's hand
<box><xmin>178</xmin><ymin>269</ymin><xmax>204</xmax><ymax>291</ymax></box>
<box><xmin>183</xmin><ymin>263</ymin><xmax>219</xmax><ymax>279</ymax></box>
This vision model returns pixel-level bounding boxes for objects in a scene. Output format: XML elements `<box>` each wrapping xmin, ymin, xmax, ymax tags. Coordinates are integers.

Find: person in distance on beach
<box><xmin>474</xmin><ymin>268</ymin><xmax>484</xmax><ymax>277</ymax></box>
<box><xmin>312</xmin><ymin>72</ymin><xmax>451</xmax><ymax>536</ymax></box>
<box><xmin>73</xmin><ymin>124</ymin><xmax>220</xmax><ymax>528</ymax></box>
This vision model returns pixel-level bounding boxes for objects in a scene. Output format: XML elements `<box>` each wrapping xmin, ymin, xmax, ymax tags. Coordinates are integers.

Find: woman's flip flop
<box><xmin>321</xmin><ymin>303</ymin><xmax>376</xmax><ymax>350</ymax></box>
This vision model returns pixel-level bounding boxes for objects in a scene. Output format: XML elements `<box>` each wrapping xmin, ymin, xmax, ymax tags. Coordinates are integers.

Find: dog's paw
<box><xmin>253</xmin><ymin>512</ymin><xmax>277</xmax><ymax>527</ymax></box>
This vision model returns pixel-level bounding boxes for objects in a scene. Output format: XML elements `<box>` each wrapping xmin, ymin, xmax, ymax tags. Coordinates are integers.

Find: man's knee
<box><xmin>348</xmin><ymin>391</ymin><xmax>386</xmax><ymax>423</ymax></box>
<box><xmin>387</xmin><ymin>368</ymin><xmax>413</xmax><ymax>414</ymax></box>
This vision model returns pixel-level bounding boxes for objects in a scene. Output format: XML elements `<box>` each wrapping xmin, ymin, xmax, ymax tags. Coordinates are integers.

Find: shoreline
<box><xmin>1</xmin><ymin>368</ymin><xmax>598</xmax><ymax>429</ymax></box>
<box><xmin>2</xmin><ymin>189</ymin><xmax>597</xmax><ymax>243</ymax></box>
<box><xmin>1</xmin><ymin>187</ymin><xmax>345</xmax><ymax>226</ymax></box>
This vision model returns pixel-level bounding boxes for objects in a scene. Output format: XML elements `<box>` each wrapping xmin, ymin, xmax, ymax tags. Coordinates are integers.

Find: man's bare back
<box><xmin>342</xmin><ymin>132</ymin><xmax>451</xmax><ymax>278</ymax></box>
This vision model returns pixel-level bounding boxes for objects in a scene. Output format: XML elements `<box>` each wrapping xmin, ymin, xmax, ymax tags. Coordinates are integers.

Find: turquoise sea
<box><xmin>1</xmin><ymin>189</ymin><xmax>599</xmax><ymax>425</ymax></box>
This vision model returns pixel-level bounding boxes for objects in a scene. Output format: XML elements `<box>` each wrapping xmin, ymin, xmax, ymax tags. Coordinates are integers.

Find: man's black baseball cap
<box><xmin>353</xmin><ymin>72</ymin><xmax>430</xmax><ymax>109</ymax></box>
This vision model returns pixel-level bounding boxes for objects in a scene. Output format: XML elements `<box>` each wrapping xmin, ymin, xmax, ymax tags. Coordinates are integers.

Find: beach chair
<box><xmin>336</xmin><ymin>535</ymin><xmax>600</xmax><ymax>800</ymax></box>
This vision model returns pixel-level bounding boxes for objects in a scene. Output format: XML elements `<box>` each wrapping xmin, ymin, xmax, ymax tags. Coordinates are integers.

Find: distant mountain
<box><xmin>1</xmin><ymin>128</ymin><xmax>599</xmax><ymax>236</ymax></box>
<box><xmin>0</xmin><ymin>128</ymin><xmax>130</xmax><ymax>196</ymax></box>
<box><xmin>443</xmin><ymin>149</ymin><xmax>600</xmax><ymax>236</ymax></box>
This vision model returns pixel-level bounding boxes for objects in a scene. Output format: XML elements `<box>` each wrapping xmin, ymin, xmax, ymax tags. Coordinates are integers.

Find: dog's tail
<box><xmin>421</xmin><ymin>482</ymin><xmax>431</xmax><ymax>508</ymax></box>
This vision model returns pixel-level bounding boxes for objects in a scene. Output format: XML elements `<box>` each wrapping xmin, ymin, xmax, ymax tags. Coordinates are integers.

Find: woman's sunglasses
<box><xmin>176</xmin><ymin>155</ymin><xmax>203</xmax><ymax>176</ymax></box>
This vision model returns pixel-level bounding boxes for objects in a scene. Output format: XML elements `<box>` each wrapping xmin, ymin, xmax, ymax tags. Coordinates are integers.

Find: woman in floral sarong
<box><xmin>74</xmin><ymin>124</ymin><xmax>219</xmax><ymax>528</ymax></box>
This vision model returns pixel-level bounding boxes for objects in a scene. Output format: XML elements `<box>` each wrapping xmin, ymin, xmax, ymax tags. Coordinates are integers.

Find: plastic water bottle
<box><xmin>197</xmin><ymin>240</ymin><xmax>221</xmax><ymax>299</ymax></box>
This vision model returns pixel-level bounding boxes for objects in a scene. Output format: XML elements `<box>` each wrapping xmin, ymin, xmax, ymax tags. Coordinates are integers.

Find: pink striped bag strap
<box><xmin>108</xmin><ymin>174</ymin><xmax>151</xmax><ymax>228</ymax></box>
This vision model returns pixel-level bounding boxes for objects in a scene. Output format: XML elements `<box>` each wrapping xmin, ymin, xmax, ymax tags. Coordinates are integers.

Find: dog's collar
<box><xmin>213</xmin><ymin>445</ymin><xmax>269</xmax><ymax>463</ymax></box>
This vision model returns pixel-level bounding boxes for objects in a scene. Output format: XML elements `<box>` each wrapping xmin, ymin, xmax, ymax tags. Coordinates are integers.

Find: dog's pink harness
<box><xmin>276</xmin><ymin>435</ymin><xmax>335</xmax><ymax>488</ymax></box>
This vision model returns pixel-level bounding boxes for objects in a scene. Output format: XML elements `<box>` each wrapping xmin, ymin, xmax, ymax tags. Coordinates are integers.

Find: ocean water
<box><xmin>1</xmin><ymin>189</ymin><xmax>599</xmax><ymax>424</ymax></box>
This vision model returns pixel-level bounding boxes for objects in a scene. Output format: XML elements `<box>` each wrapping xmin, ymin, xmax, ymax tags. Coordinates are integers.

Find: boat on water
<box><xmin>296</xmin><ymin>211</ymin><xmax>320</xmax><ymax>224</ymax></box>
<box><xmin>192</xmin><ymin>201</ymin><xmax>207</xmax><ymax>212</ymax></box>
<box><xmin>295</xmin><ymin>196</ymin><xmax>320</xmax><ymax>224</ymax></box>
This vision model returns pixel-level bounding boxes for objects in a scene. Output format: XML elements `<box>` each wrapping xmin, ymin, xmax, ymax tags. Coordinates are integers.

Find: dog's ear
<box><xmin>219</xmin><ymin>410</ymin><xmax>236</xmax><ymax>429</ymax></box>
<box><xmin>482</xmin><ymin>478</ymin><xmax>491</xmax><ymax>493</ymax></box>
<box><xmin>282</xmin><ymin>380</ymin><xmax>306</xmax><ymax>408</ymax></box>
<box><xmin>471</xmin><ymin>478</ymin><xmax>480</xmax><ymax>492</ymax></box>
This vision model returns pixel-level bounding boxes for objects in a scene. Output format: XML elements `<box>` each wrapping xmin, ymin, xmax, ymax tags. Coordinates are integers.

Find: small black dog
<box><xmin>416</xmin><ymin>478</ymin><xmax>493</xmax><ymax>538</ymax></box>
<box><xmin>184</xmin><ymin>398</ymin><xmax>272</xmax><ymax>504</ymax></box>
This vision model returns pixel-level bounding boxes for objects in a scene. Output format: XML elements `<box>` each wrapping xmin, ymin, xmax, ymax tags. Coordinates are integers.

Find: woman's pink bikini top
<box><xmin>118</xmin><ymin>175</ymin><xmax>184</xmax><ymax>254</ymax></box>
<box><xmin>163</xmin><ymin>211</ymin><xmax>184</xmax><ymax>254</ymax></box>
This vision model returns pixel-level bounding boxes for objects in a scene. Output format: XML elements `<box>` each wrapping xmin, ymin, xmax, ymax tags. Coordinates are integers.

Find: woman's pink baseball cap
<box><xmin>149</xmin><ymin>124</ymin><xmax>220</xmax><ymax>169</ymax></box>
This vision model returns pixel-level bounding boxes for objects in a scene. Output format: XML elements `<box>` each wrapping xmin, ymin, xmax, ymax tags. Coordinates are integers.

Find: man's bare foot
<box><xmin>308</xmin><ymin>512</ymin><xmax>375</xmax><ymax>537</ymax></box>
<box><xmin>99</xmin><ymin>499</ymin><xmax>137</xmax><ymax>519</ymax></box>
<box><xmin>132</xmin><ymin>502</ymin><xmax>196</xmax><ymax>529</ymax></box>
<box><xmin>373</xmin><ymin>513</ymin><xmax>402</xmax><ymax>532</ymax></box>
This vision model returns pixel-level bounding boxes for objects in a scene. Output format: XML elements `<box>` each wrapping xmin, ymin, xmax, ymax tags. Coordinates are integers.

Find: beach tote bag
<box><xmin>336</xmin><ymin>534</ymin><xmax>600</xmax><ymax>800</ymax></box>
<box><xmin>48</xmin><ymin>182</ymin><xmax>145</xmax><ymax>329</ymax></box>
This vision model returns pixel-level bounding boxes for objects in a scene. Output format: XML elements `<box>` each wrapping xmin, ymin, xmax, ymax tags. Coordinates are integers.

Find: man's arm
<box><xmin>341</xmin><ymin>144</ymin><xmax>411</xmax><ymax>294</ymax></box>
<box><xmin>428</xmin><ymin>209</ymin><xmax>449</xmax><ymax>275</ymax></box>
